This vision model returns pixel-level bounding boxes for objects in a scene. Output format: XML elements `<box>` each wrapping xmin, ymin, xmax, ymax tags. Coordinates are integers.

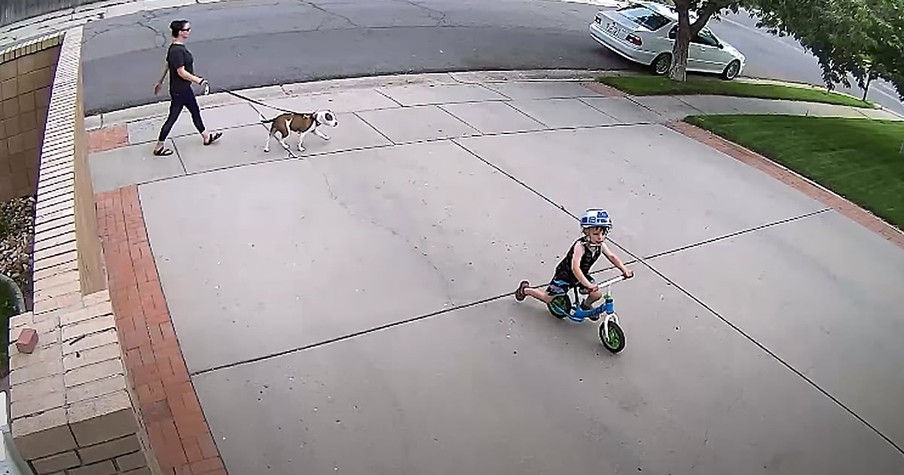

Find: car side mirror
<box><xmin>718</xmin><ymin>43</ymin><xmax>724</xmax><ymax>49</ymax></box>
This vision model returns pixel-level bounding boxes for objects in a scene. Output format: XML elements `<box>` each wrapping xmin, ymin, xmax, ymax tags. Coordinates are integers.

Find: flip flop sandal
<box><xmin>515</xmin><ymin>280</ymin><xmax>530</xmax><ymax>301</ymax></box>
<box><xmin>153</xmin><ymin>147</ymin><xmax>174</xmax><ymax>156</ymax></box>
<box><xmin>203</xmin><ymin>132</ymin><xmax>223</xmax><ymax>146</ymax></box>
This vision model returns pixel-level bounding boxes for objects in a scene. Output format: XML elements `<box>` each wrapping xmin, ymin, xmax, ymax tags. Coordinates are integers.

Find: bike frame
<box><xmin>550</xmin><ymin>274</ymin><xmax>626</xmax><ymax>338</ymax></box>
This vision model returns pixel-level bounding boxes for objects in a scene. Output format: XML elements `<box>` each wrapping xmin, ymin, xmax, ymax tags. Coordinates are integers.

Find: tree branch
<box><xmin>690</xmin><ymin>1</ymin><xmax>727</xmax><ymax>35</ymax></box>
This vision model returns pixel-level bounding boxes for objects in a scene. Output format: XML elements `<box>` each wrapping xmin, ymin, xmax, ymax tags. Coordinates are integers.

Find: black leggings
<box><xmin>157</xmin><ymin>87</ymin><xmax>205</xmax><ymax>142</ymax></box>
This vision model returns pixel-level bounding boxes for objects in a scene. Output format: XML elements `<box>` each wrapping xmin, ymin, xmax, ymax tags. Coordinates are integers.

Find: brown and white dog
<box><xmin>260</xmin><ymin>109</ymin><xmax>338</xmax><ymax>153</ymax></box>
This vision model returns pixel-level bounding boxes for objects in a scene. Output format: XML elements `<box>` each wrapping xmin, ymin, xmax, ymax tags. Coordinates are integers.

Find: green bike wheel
<box><xmin>547</xmin><ymin>294</ymin><xmax>571</xmax><ymax>320</ymax></box>
<box><xmin>599</xmin><ymin>321</ymin><xmax>626</xmax><ymax>353</ymax></box>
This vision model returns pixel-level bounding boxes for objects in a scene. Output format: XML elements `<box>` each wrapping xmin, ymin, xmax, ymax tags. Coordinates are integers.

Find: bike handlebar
<box><xmin>595</xmin><ymin>274</ymin><xmax>629</xmax><ymax>290</ymax></box>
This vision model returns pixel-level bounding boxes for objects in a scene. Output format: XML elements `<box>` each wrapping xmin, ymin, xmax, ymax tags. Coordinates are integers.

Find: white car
<box><xmin>589</xmin><ymin>1</ymin><xmax>746</xmax><ymax>80</ymax></box>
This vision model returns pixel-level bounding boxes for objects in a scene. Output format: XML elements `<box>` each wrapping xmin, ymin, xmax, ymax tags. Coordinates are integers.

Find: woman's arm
<box><xmin>167</xmin><ymin>48</ymin><xmax>207</xmax><ymax>86</ymax></box>
<box><xmin>156</xmin><ymin>63</ymin><xmax>168</xmax><ymax>84</ymax></box>
<box><xmin>153</xmin><ymin>63</ymin><xmax>168</xmax><ymax>94</ymax></box>
<box><xmin>176</xmin><ymin>66</ymin><xmax>205</xmax><ymax>85</ymax></box>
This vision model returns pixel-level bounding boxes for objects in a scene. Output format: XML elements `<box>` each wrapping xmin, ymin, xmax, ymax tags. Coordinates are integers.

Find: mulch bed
<box><xmin>1</xmin><ymin>196</ymin><xmax>36</xmax><ymax>308</ymax></box>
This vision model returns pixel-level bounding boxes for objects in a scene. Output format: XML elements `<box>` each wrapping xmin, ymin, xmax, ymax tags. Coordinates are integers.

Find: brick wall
<box><xmin>0</xmin><ymin>35</ymin><xmax>58</xmax><ymax>201</ymax></box>
<box><xmin>6</xmin><ymin>27</ymin><xmax>163</xmax><ymax>475</ymax></box>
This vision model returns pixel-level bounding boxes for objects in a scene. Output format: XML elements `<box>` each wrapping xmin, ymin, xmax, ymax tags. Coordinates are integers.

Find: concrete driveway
<box><xmin>88</xmin><ymin>78</ymin><xmax>904</xmax><ymax>474</ymax></box>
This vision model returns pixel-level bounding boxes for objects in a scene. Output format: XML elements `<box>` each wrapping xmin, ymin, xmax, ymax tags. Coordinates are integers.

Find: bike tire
<box><xmin>599</xmin><ymin>321</ymin><xmax>626</xmax><ymax>353</ymax></box>
<box><xmin>547</xmin><ymin>294</ymin><xmax>571</xmax><ymax>320</ymax></box>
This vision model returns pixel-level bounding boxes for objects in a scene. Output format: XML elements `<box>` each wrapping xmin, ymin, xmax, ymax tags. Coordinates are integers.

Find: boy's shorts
<box><xmin>546</xmin><ymin>277</ymin><xmax>595</xmax><ymax>296</ymax></box>
<box><xmin>545</xmin><ymin>282</ymin><xmax>568</xmax><ymax>296</ymax></box>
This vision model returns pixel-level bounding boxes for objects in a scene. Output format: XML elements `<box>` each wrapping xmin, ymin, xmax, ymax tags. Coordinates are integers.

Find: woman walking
<box><xmin>152</xmin><ymin>19</ymin><xmax>222</xmax><ymax>156</ymax></box>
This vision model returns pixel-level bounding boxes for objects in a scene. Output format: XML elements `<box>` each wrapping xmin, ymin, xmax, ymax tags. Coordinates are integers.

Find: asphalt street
<box><xmin>80</xmin><ymin>0</ymin><xmax>904</xmax><ymax>115</ymax></box>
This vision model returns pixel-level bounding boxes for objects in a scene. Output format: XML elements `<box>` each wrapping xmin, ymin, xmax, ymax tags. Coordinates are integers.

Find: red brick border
<box><xmin>96</xmin><ymin>185</ymin><xmax>227</xmax><ymax>475</ymax></box>
<box><xmin>88</xmin><ymin>124</ymin><xmax>130</xmax><ymax>153</ymax></box>
<box><xmin>581</xmin><ymin>81</ymin><xmax>627</xmax><ymax>97</ymax></box>
<box><xmin>666</xmin><ymin>120</ymin><xmax>904</xmax><ymax>250</ymax></box>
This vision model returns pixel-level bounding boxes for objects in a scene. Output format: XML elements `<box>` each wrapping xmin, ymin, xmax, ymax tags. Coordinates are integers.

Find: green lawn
<box><xmin>600</xmin><ymin>75</ymin><xmax>873</xmax><ymax>108</ymax></box>
<box><xmin>685</xmin><ymin>114</ymin><xmax>904</xmax><ymax>230</ymax></box>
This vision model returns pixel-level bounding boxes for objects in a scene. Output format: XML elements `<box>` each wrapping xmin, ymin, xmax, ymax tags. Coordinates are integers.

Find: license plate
<box><xmin>605</xmin><ymin>22</ymin><xmax>619</xmax><ymax>36</ymax></box>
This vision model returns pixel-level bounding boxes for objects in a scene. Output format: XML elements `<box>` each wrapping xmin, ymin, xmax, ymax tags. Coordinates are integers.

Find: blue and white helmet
<box><xmin>580</xmin><ymin>208</ymin><xmax>612</xmax><ymax>229</ymax></box>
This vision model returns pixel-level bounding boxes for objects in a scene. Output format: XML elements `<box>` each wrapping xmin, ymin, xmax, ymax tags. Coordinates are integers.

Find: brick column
<box><xmin>6</xmin><ymin>26</ymin><xmax>161</xmax><ymax>475</ymax></box>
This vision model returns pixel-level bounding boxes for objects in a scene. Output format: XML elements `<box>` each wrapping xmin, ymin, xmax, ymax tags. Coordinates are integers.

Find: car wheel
<box><xmin>721</xmin><ymin>60</ymin><xmax>741</xmax><ymax>80</ymax></box>
<box><xmin>651</xmin><ymin>53</ymin><xmax>672</xmax><ymax>76</ymax></box>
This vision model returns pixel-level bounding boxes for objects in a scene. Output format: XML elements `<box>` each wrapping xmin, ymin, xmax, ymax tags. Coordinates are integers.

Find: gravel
<box><xmin>1</xmin><ymin>196</ymin><xmax>36</xmax><ymax>304</ymax></box>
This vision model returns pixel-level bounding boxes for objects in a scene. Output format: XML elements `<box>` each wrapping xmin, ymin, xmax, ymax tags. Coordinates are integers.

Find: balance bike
<box><xmin>546</xmin><ymin>274</ymin><xmax>629</xmax><ymax>353</ymax></box>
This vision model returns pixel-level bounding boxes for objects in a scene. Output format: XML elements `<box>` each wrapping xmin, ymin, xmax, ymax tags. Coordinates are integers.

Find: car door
<box><xmin>666</xmin><ymin>25</ymin><xmax>707</xmax><ymax>72</ymax></box>
<box><xmin>689</xmin><ymin>28</ymin><xmax>726</xmax><ymax>72</ymax></box>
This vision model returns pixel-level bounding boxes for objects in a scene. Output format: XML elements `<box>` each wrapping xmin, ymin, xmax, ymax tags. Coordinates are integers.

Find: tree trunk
<box><xmin>669</xmin><ymin>6</ymin><xmax>692</xmax><ymax>82</ymax></box>
<box><xmin>862</xmin><ymin>76</ymin><xmax>872</xmax><ymax>101</ymax></box>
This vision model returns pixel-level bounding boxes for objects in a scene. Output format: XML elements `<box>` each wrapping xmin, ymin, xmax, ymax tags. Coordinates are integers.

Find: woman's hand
<box><xmin>198</xmin><ymin>78</ymin><xmax>210</xmax><ymax>95</ymax></box>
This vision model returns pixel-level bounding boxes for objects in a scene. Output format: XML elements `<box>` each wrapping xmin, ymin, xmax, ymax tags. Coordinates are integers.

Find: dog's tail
<box><xmin>259</xmin><ymin>113</ymin><xmax>275</xmax><ymax>124</ymax></box>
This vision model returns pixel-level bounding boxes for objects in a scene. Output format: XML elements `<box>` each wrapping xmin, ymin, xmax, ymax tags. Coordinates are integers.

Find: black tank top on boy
<box><xmin>166</xmin><ymin>43</ymin><xmax>195</xmax><ymax>92</ymax></box>
<box><xmin>552</xmin><ymin>236</ymin><xmax>602</xmax><ymax>286</ymax></box>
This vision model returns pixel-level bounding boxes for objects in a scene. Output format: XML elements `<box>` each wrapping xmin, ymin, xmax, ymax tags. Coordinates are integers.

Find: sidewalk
<box><xmin>85</xmin><ymin>72</ymin><xmax>902</xmax><ymax>194</ymax></box>
<box><xmin>85</xmin><ymin>73</ymin><xmax>904</xmax><ymax>474</ymax></box>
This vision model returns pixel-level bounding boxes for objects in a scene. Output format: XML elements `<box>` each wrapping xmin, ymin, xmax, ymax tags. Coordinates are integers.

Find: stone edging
<box><xmin>665</xmin><ymin>120</ymin><xmax>904</xmax><ymax>250</ymax></box>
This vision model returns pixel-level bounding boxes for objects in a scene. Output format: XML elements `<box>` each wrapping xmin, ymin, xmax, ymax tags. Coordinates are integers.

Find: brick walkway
<box><xmin>96</xmin><ymin>185</ymin><xmax>226</xmax><ymax>475</ymax></box>
<box><xmin>88</xmin><ymin>124</ymin><xmax>129</xmax><ymax>153</ymax></box>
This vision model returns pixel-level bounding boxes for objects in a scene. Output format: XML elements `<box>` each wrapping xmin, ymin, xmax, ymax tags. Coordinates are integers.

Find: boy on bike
<box><xmin>515</xmin><ymin>208</ymin><xmax>634</xmax><ymax>320</ymax></box>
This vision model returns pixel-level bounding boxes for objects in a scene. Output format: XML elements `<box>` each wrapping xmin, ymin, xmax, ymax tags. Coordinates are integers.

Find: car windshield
<box><xmin>616</xmin><ymin>5</ymin><xmax>671</xmax><ymax>31</ymax></box>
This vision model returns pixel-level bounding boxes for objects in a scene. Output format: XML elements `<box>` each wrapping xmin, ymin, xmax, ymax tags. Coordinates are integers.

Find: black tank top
<box><xmin>553</xmin><ymin>237</ymin><xmax>602</xmax><ymax>285</ymax></box>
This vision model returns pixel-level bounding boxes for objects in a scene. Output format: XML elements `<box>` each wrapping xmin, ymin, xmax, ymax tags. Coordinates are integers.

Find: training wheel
<box><xmin>599</xmin><ymin>321</ymin><xmax>626</xmax><ymax>353</ymax></box>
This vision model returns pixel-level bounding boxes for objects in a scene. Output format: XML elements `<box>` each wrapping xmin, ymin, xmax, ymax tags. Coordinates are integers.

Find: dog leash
<box><xmin>215</xmin><ymin>87</ymin><xmax>301</xmax><ymax>115</ymax></box>
<box><xmin>206</xmin><ymin>86</ymin><xmax>299</xmax><ymax>154</ymax></box>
